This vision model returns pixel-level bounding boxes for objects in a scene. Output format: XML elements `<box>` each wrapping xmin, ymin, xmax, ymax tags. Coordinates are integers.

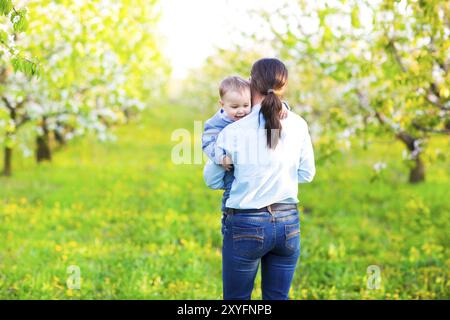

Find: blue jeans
<box><xmin>221</xmin><ymin>169</ymin><xmax>235</xmax><ymax>212</ymax></box>
<box><xmin>221</xmin><ymin>209</ymin><xmax>300</xmax><ymax>300</ymax></box>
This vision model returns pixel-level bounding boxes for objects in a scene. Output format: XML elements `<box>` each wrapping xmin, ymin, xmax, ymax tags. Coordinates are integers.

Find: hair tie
<box><xmin>267</xmin><ymin>89</ymin><xmax>275</xmax><ymax>94</ymax></box>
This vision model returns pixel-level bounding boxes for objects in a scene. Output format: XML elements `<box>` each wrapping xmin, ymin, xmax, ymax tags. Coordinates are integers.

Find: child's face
<box><xmin>220</xmin><ymin>89</ymin><xmax>251</xmax><ymax>121</ymax></box>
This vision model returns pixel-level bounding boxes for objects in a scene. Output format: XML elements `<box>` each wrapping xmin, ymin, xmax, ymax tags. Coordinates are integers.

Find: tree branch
<box><xmin>42</xmin><ymin>110</ymin><xmax>71</xmax><ymax>119</ymax></box>
<box><xmin>1</xmin><ymin>97</ymin><xmax>14</xmax><ymax>112</ymax></box>
<box><xmin>0</xmin><ymin>39</ymin><xmax>37</xmax><ymax>67</ymax></box>
<box><xmin>355</xmin><ymin>89</ymin><xmax>401</xmax><ymax>133</ymax></box>
<box><xmin>387</xmin><ymin>39</ymin><xmax>407</xmax><ymax>73</ymax></box>
<box><xmin>16</xmin><ymin>115</ymin><xmax>30</xmax><ymax>129</ymax></box>
<box><xmin>412</xmin><ymin>121</ymin><xmax>450</xmax><ymax>135</ymax></box>
<box><xmin>428</xmin><ymin>35</ymin><xmax>449</xmax><ymax>73</ymax></box>
<box><xmin>388</xmin><ymin>37</ymin><xmax>449</xmax><ymax>113</ymax></box>
<box><xmin>425</xmin><ymin>91</ymin><xmax>449</xmax><ymax>111</ymax></box>
<box><xmin>396</xmin><ymin>131</ymin><xmax>416</xmax><ymax>150</ymax></box>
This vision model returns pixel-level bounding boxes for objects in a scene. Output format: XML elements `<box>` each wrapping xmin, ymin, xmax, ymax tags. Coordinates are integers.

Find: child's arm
<box><xmin>202</xmin><ymin>123</ymin><xmax>221</xmax><ymax>163</ymax></box>
<box><xmin>215</xmin><ymin>128</ymin><xmax>236</xmax><ymax>172</ymax></box>
<box><xmin>202</xmin><ymin>111</ymin><xmax>231</xmax><ymax>164</ymax></box>
<box><xmin>203</xmin><ymin>112</ymin><xmax>234</xmax><ymax>170</ymax></box>
<box><xmin>203</xmin><ymin>129</ymin><xmax>232</xmax><ymax>169</ymax></box>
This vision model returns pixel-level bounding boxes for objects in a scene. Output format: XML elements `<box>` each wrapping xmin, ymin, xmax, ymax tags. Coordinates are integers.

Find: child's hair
<box><xmin>219</xmin><ymin>76</ymin><xmax>250</xmax><ymax>98</ymax></box>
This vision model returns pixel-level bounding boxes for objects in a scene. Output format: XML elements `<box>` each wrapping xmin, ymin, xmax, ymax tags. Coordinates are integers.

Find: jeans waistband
<box><xmin>225</xmin><ymin>203</ymin><xmax>297</xmax><ymax>215</ymax></box>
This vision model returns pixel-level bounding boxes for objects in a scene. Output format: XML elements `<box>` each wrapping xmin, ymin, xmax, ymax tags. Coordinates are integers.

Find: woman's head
<box><xmin>250</xmin><ymin>58</ymin><xmax>288</xmax><ymax>149</ymax></box>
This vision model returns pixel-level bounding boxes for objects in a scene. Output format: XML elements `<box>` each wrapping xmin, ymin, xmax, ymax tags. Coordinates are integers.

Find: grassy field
<box><xmin>0</xmin><ymin>105</ymin><xmax>449</xmax><ymax>299</ymax></box>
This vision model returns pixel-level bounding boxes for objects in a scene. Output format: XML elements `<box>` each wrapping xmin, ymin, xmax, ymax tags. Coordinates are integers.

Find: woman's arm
<box><xmin>203</xmin><ymin>161</ymin><xmax>226</xmax><ymax>189</ymax></box>
<box><xmin>298</xmin><ymin>124</ymin><xmax>316</xmax><ymax>183</ymax></box>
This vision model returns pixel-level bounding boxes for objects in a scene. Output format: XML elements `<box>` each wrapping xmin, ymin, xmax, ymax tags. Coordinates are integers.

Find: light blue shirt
<box><xmin>202</xmin><ymin>102</ymin><xmax>290</xmax><ymax>163</ymax></box>
<box><xmin>203</xmin><ymin>104</ymin><xmax>315</xmax><ymax>209</ymax></box>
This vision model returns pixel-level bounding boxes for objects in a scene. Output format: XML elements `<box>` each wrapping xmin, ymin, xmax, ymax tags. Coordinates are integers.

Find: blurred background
<box><xmin>0</xmin><ymin>0</ymin><xmax>448</xmax><ymax>299</ymax></box>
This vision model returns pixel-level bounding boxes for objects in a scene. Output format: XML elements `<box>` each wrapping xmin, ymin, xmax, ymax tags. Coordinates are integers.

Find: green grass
<box><xmin>0</xmin><ymin>105</ymin><xmax>449</xmax><ymax>299</ymax></box>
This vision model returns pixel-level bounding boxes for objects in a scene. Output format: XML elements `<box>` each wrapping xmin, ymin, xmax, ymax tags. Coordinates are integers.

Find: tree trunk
<box><xmin>396</xmin><ymin>132</ymin><xmax>425</xmax><ymax>183</ymax></box>
<box><xmin>36</xmin><ymin>119</ymin><xmax>52</xmax><ymax>162</ymax></box>
<box><xmin>53</xmin><ymin>129</ymin><xmax>66</xmax><ymax>146</ymax></box>
<box><xmin>36</xmin><ymin>135</ymin><xmax>51</xmax><ymax>162</ymax></box>
<box><xmin>409</xmin><ymin>155</ymin><xmax>425</xmax><ymax>183</ymax></box>
<box><xmin>445</xmin><ymin>118</ymin><xmax>450</xmax><ymax>130</ymax></box>
<box><xmin>2</xmin><ymin>145</ymin><xmax>12</xmax><ymax>176</ymax></box>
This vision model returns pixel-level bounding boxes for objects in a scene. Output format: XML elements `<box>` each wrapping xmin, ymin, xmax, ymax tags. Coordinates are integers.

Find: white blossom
<box><xmin>35</xmin><ymin>126</ymin><xmax>44</xmax><ymax>136</ymax></box>
<box><xmin>26</xmin><ymin>102</ymin><xmax>44</xmax><ymax>117</ymax></box>
<box><xmin>373</xmin><ymin>162</ymin><xmax>387</xmax><ymax>173</ymax></box>
<box><xmin>65</xmin><ymin>132</ymin><xmax>74</xmax><ymax>141</ymax></box>
<box><xmin>20</xmin><ymin>144</ymin><xmax>32</xmax><ymax>158</ymax></box>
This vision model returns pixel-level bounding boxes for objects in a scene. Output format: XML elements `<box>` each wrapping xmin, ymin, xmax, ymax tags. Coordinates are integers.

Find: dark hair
<box><xmin>250</xmin><ymin>58</ymin><xmax>288</xmax><ymax>149</ymax></box>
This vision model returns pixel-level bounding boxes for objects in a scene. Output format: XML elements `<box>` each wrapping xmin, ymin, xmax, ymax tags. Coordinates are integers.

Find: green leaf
<box><xmin>0</xmin><ymin>0</ymin><xmax>13</xmax><ymax>16</ymax></box>
<box><xmin>11</xmin><ymin>8</ymin><xmax>28</xmax><ymax>32</ymax></box>
<box><xmin>10</xmin><ymin>56</ymin><xmax>38</xmax><ymax>77</ymax></box>
<box><xmin>0</xmin><ymin>29</ymin><xmax>8</xmax><ymax>43</ymax></box>
<box><xmin>11</xmin><ymin>56</ymin><xmax>21</xmax><ymax>72</ymax></box>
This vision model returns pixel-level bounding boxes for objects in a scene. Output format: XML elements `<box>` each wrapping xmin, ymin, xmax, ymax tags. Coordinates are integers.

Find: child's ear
<box><xmin>219</xmin><ymin>100</ymin><xmax>224</xmax><ymax>107</ymax></box>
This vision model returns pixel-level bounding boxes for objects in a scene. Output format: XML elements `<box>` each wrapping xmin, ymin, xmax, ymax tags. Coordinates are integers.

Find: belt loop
<box><xmin>267</xmin><ymin>204</ymin><xmax>273</xmax><ymax>214</ymax></box>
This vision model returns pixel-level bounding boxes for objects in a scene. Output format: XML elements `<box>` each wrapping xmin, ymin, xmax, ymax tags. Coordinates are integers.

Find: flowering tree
<box><xmin>250</xmin><ymin>0</ymin><xmax>449</xmax><ymax>183</ymax></box>
<box><xmin>0</xmin><ymin>0</ymin><xmax>169</xmax><ymax>176</ymax></box>
<box><xmin>1</xmin><ymin>0</ymin><xmax>40</xmax><ymax>175</ymax></box>
<box><xmin>0</xmin><ymin>0</ymin><xmax>39</xmax><ymax>76</ymax></box>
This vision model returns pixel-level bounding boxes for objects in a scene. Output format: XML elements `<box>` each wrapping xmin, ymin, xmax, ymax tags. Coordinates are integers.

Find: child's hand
<box><xmin>280</xmin><ymin>105</ymin><xmax>289</xmax><ymax>119</ymax></box>
<box><xmin>221</xmin><ymin>155</ymin><xmax>233</xmax><ymax>171</ymax></box>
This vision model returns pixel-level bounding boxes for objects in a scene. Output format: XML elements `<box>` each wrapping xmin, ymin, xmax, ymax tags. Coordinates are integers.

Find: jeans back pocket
<box><xmin>285</xmin><ymin>222</ymin><xmax>300</xmax><ymax>253</ymax></box>
<box><xmin>232</xmin><ymin>226</ymin><xmax>265</xmax><ymax>259</ymax></box>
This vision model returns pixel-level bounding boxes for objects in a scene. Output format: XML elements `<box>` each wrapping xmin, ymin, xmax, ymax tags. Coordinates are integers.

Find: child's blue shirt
<box><xmin>202</xmin><ymin>109</ymin><xmax>234</xmax><ymax>164</ymax></box>
<box><xmin>202</xmin><ymin>109</ymin><xmax>235</xmax><ymax>212</ymax></box>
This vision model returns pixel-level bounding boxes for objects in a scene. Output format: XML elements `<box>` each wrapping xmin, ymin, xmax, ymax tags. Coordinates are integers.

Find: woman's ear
<box><xmin>219</xmin><ymin>100</ymin><xmax>224</xmax><ymax>107</ymax></box>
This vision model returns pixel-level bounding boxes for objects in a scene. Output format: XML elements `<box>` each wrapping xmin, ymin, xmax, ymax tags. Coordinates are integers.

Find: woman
<box><xmin>204</xmin><ymin>58</ymin><xmax>316</xmax><ymax>300</ymax></box>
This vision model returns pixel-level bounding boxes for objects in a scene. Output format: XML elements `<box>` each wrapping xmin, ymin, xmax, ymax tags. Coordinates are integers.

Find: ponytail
<box><xmin>250</xmin><ymin>58</ymin><xmax>288</xmax><ymax>149</ymax></box>
<box><xmin>260</xmin><ymin>92</ymin><xmax>283</xmax><ymax>149</ymax></box>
